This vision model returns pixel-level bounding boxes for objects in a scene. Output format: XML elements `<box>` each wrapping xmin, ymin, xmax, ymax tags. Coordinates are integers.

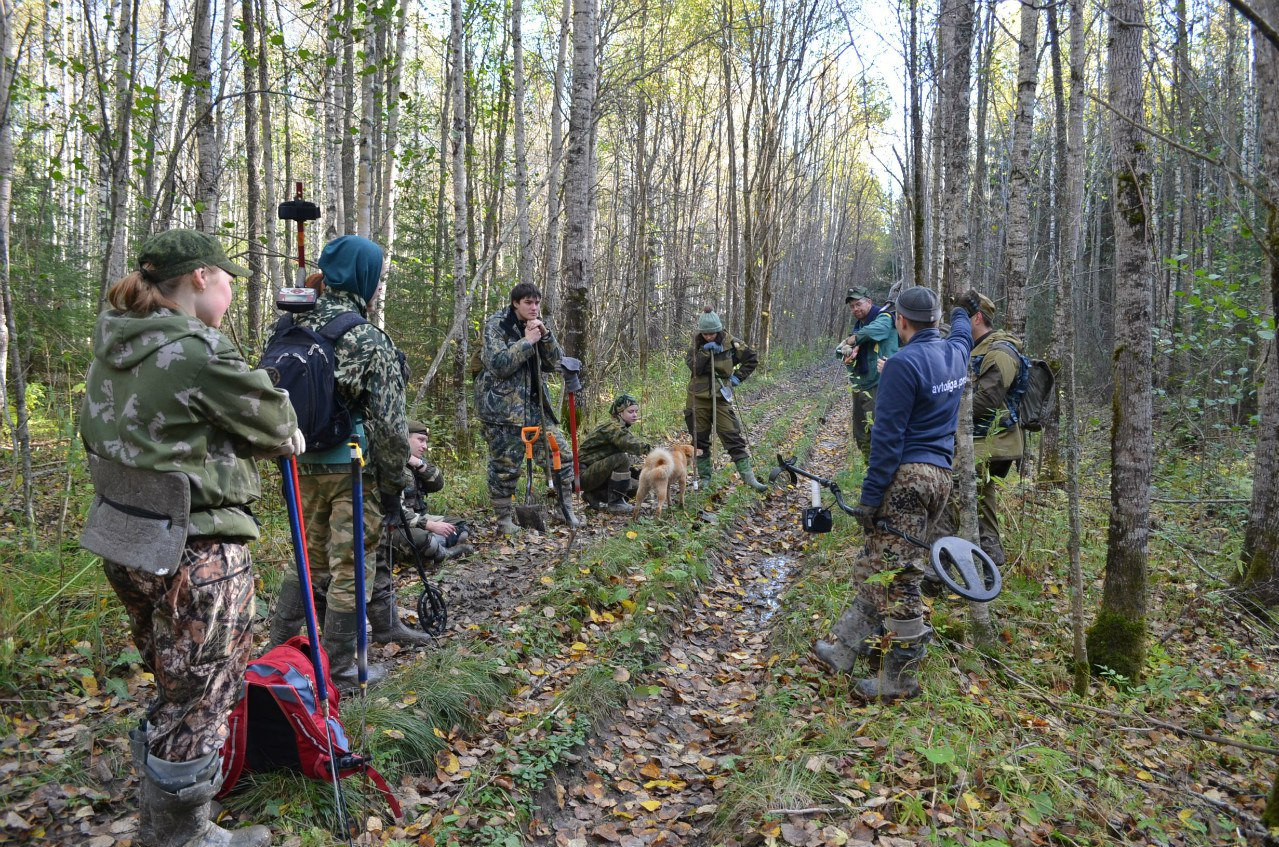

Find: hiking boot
<box><xmin>605</xmin><ymin>471</ymin><xmax>634</xmax><ymax>515</ymax></box>
<box><xmin>854</xmin><ymin>616</ymin><xmax>932</xmax><ymax>703</ymax></box>
<box><xmin>267</xmin><ymin>577</ymin><xmax>307</xmax><ymax>648</ymax></box>
<box><xmin>322</xmin><ymin>608</ymin><xmax>387</xmax><ymax>691</ymax></box>
<box><xmin>813</xmin><ymin>597</ymin><xmax>882</xmax><ymax>673</ymax></box>
<box><xmin>583</xmin><ymin>489</ymin><xmax>609</xmax><ymax>511</ymax></box>
<box><xmin>492</xmin><ymin>496</ymin><xmax>521</xmax><ymax>535</ymax></box>
<box><xmin>140</xmin><ymin>750</ymin><xmax>269</xmax><ymax>847</ymax></box>
<box><xmin>734</xmin><ymin>458</ymin><xmax>769</xmax><ymax>493</ymax></box>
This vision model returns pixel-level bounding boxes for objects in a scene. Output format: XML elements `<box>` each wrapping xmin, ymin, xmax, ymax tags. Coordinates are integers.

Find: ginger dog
<box><xmin>633</xmin><ymin>444</ymin><xmax>696</xmax><ymax>516</ymax></box>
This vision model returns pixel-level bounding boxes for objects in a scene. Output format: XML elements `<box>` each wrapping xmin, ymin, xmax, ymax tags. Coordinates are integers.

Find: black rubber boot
<box><xmin>552</xmin><ymin>471</ymin><xmax>583</xmax><ymax>529</ymax></box>
<box><xmin>369</xmin><ymin>561</ymin><xmax>432</xmax><ymax>648</ymax></box>
<box><xmin>813</xmin><ymin>597</ymin><xmax>882</xmax><ymax>673</ymax></box>
<box><xmin>267</xmin><ymin>578</ymin><xmax>306</xmax><ymax>648</ymax></box>
<box><xmin>492</xmin><ymin>496</ymin><xmax>521</xmax><ymax>535</ymax></box>
<box><xmin>140</xmin><ymin>750</ymin><xmax>270</xmax><ymax>847</ymax></box>
<box><xmin>854</xmin><ymin>616</ymin><xmax>932</xmax><ymax>703</ymax></box>
<box><xmin>605</xmin><ymin>471</ymin><xmax>634</xmax><ymax>515</ymax></box>
<box><xmin>696</xmin><ymin>456</ymin><xmax>712</xmax><ymax>490</ymax></box>
<box><xmin>322</xmin><ymin>607</ymin><xmax>387</xmax><ymax>691</ymax></box>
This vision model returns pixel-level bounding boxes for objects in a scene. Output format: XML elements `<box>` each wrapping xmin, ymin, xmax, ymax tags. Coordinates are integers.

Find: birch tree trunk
<box><xmin>193</xmin><ymin>0</ymin><xmax>218</xmax><ymax>231</ymax></box>
<box><xmin>542</xmin><ymin>0</ymin><xmax>570</xmax><ymax>314</ymax></box>
<box><xmin>560</xmin><ymin>0</ymin><xmax>597</xmax><ymax>360</ymax></box>
<box><xmin>100</xmin><ymin>0</ymin><xmax>137</xmax><ymax>304</ymax></box>
<box><xmin>356</xmin><ymin>1</ymin><xmax>378</xmax><ymax>238</ymax></box>
<box><xmin>256</xmin><ymin>0</ymin><xmax>279</xmax><ymax>294</ymax></box>
<box><xmin>449</xmin><ymin>0</ymin><xmax>470</xmax><ymax>433</ymax></box>
<box><xmin>511</xmin><ymin>0</ymin><xmax>533</xmax><ymax>289</ymax></box>
<box><xmin>242</xmin><ymin>0</ymin><xmax>264</xmax><ymax>347</ymax></box>
<box><xmin>1040</xmin><ymin>0</ymin><xmax>1067</xmax><ymax>484</ymax></box>
<box><xmin>1087</xmin><ymin>0</ymin><xmax>1154</xmax><ymax>683</ymax></box>
<box><xmin>323</xmin><ymin>0</ymin><xmax>344</xmax><ymax>239</ymax></box>
<box><xmin>1240</xmin><ymin>0</ymin><xmax>1279</xmax><ymax>609</ymax></box>
<box><xmin>1002</xmin><ymin>0</ymin><xmax>1039</xmax><ymax>339</ymax></box>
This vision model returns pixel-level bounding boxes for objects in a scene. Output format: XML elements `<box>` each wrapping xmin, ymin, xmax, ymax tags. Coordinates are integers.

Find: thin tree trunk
<box><xmin>542</xmin><ymin>0</ymin><xmax>570</xmax><ymax>315</ymax></box>
<box><xmin>193</xmin><ymin>0</ymin><xmax>217</xmax><ymax>231</ymax></box>
<box><xmin>241</xmin><ymin>0</ymin><xmax>263</xmax><ymax>348</ymax></box>
<box><xmin>511</xmin><ymin>0</ymin><xmax>532</xmax><ymax>289</ymax></box>
<box><xmin>449</xmin><ymin>0</ymin><xmax>470</xmax><ymax>433</ymax></box>
<box><xmin>1087</xmin><ymin>0</ymin><xmax>1154</xmax><ymax>683</ymax></box>
<box><xmin>256</xmin><ymin>0</ymin><xmax>279</xmax><ymax>296</ymax></box>
<box><xmin>1003</xmin><ymin>0</ymin><xmax>1039</xmax><ymax>339</ymax></box>
<box><xmin>560</xmin><ymin>0</ymin><xmax>597</xmax><ymax>360</ymax></box>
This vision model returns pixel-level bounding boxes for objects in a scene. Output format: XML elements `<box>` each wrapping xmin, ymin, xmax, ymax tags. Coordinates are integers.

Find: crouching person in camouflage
<box><xmin>371</xmin><ymin>419</ymin><xmax>473</xmax><ymax>647</ymax></box>
<box><xmin>813</xmin><ymin>287</ymin><xmax>972</xmax><ymax>702</ymax></box>
<box><xmin>80</xmin><ymin>230</ymin><xmax>303</xmax><ymax>847</ymax></box>
<box><xmin>268</xmin><ymin>235</ymin><xmax>411</xmax><ymax>690</ymax></box>
<box><xmin>476</xmin><ymin>282</ymin><xmax>580</xmax><ymax>534</ymax></box>
<box><xmin>578</xmin><ymin>394</ymin><xmax>651</xmax><ymax>515</ymax></box>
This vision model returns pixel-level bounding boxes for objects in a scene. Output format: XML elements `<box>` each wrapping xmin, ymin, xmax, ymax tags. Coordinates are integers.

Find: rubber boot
<box><xmin>492</xmin><ymin>496</ymin><xmax>521</xmax><ymax>535</ymax></box>
<box><xmin>369</xmin><ymin>561</ymin><xmax>432</xmax><ymax>648</ymax></box>
<box><xmin>552</xmin><ymin>471</ymin><xmax>583</xmax><ymax>529</ymax></box>
<box><xmin>854</xmin><ymin>616</ymin><xmax>932</xmax><ymax>703</ymax></box>
<box><xmin>140</xmin><ymin>750</ymin><xmax>269</xmax><ymax>847</ymax></box>
<box><xmin>267</xmin><ymin>577</ymin><xmax>306</xmax><ymax>648</ymax></box>
<box><xmin>696</xmin><ymin>456</ymin><xmax>712</xmax><ymax>489</ymax></box>
<box><xmin>605</xmin><ymin>471</ymin><xmax>634</xmax><ymax>515</ymax></box>
<box><xmin>323</xmin><ymin>607</ymin><xmax>387</xmax><ymax>691</ymax></box>
<box><xmin>813</xmin><ymin>597</ymin><xmax>882</xmax><ymax>673</ymax></box>
<box><xmin>734</xmin><ymin>458</ymin><xmax>769</xmax><ymax>493</ymax></box>
<box><xmin>130</xmin><ymin>722</ymin><xmax>151</xmax><ymax>835</ymax></box>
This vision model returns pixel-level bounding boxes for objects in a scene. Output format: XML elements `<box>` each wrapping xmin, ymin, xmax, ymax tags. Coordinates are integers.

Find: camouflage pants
<box><xmin>853</xmin><ymin>463</ymin><xmax>951</xmax><ymax>620</ymax></box>
<box><xmin>103</xmin><ymin>540</ymin><xmax>254</xmax><ymax>761</ymax></box>
<box><xmin>579</xmin><ymin>452</ymin><xmax>631</xmax><ymax>496</ymax></box>
<box><xmin>850</xmin><ymin>385</ymin><xmax>877</xmax><ymax>456</ymax></box>
<box><xmin>933</xmin><ymin>458</ymin><xmax>1013</xmax><ymax>566</ymax></box>
<box><xmin>483</xmin><ymin>421</ymin><xmax>570</xmax><ymax>500</ymax></box>
<box><xmin>684</xmin><ymin>400</ymin><xmax>749</xmax><ymax>462</ymax></box>
<box><xmin>285</xmin><ymin>471</ymin><xmax>384</xmax><ymax>614</ymax></box>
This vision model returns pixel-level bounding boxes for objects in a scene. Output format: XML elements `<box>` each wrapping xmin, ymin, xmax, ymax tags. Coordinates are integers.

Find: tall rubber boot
<box><xmin>492</xmin><ymin>496</ymin><xmax>521</xmax><ymax>535</ymax></box>
<box><xmin>322</xmin><ymin>607</ymin><xmax>387</xmax><ymax>691</ymax></box>
<box><xmin>734</xmin><ymin>458</ymin><xmax>769</xmax><ymax>493</ymax></box>
<box><xmin>552</xmin><ymin>471</ymin><xmax>583</xmax><ymax>529</ymax></box>
<box><xmin>854</xmin><ymin>616</ymin><xmax>932</xmax><ymax>703</ymax></box>
<box><xmin>267</xmin><ymin>577</ymin><xmax>306</xmax><ymax>648</ymax></box>
<box><xmin>813</xmin><ymin>597</ymin><xmax>882</xmax><ymax>672</ymax></box>
<box><xmin>696</xmin><ymin>456</ymin><xmax>712</xmax><ymax>490</ymax></box>
<box><xmin>369</xmin><ymin>561</ymin><xmax>432</xmax><ymax>648</ymax></box>
<box><xmin>605</xmin><ymin>471</ymin><xmax>634</xmax><ymax>515</ymax></box>
<box><xmin>140</xmin><ymin>749</ymin><xmax>270</xmax><ymax>847</ymax></box>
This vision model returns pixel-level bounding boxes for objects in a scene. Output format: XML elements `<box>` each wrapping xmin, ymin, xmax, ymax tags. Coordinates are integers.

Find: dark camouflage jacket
<box><xmin>293</xmin><ymin>289</ymin><xmax>411</xmax><ymax>499</ymax></box>
<box><xmin>971</xmin><ymin>329</ymin><xmax>1025</xmax><ymax>462</ymax></box>
<box><xmin>81</xmin><ymin>308</ymin><xmax>297</xmax><ymax>540</ymax></box>
<box><xmin>685</xmin><ymin>331</ymin><xmax>758</xmax><ymax>404</ymax></box>
<box><xmin>403</xmin><ymin>458</ymin><xmax>445</xmax><ymax>527</ymax></box>
<box><xmin>475</xmin><ymin>306</ymin><xmax>563</xmax><ymax>427</ymax></box>
<box><xmin>578</xmin><ymin>417</ymin><xmax>651</xmax><ymax>469</ymax></box>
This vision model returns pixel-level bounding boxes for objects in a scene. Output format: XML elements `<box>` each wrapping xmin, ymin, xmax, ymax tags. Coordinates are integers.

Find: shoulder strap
<box><xmin>318</xmin><ymin>311</ymin><xmax>367</xmax><ymax>342</ymax></box>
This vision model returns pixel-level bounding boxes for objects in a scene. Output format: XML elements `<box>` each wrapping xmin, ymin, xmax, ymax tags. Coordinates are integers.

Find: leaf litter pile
<box><xmin>3</xmin><ymin>359</ymin><xmax>1278</xmax><ymax>847</ymax></box>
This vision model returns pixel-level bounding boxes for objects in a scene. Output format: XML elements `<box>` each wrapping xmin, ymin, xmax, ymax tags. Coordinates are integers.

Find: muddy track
<box><xmin>524</xmin><ymin>375</ymin><xmax>850</xmax><ymax>846</ymax></box>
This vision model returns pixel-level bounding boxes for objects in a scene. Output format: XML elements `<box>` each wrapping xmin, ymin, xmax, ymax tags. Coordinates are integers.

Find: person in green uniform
<box><xmin>578</xmin><ymin>393</ymin><xmax>652</xmax><ymax>514</ymax></box>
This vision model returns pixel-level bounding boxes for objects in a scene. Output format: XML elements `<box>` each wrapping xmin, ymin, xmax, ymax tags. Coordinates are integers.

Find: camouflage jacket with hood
<box><xmin>971</xmin><ymin>329</ymin><xmax>1026</xmax><ymax>463</ymax></box>
<box><xmin>578</xmin><ymin>417</ymin><xmax>651</xmax><ymax>469</ymax></box>
<box><xmin>294</xmin><ymin>236</ymin><xmax>411</xmax><ymax>500</ymax></box>
<box><xmin>80</xmin><ymin>309</ymin><xmax>297</xmax><ymax>540</ymax></box>
<box><xmin>474</xmin><ymin>306</ymin><xmax>564</xmax><ymax>427</ymax></box>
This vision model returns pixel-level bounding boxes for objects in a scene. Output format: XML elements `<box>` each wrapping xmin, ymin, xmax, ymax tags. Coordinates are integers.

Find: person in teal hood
<box><xmin>268</xmin><ymin>235</ymin><xmax>412</xmax><ymax>691</ymax></box>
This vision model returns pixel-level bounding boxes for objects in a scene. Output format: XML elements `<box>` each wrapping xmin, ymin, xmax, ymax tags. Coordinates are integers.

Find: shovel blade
<box><xmin>514</xmin><ymin>504</ymin><xmax>547</xmax><ymax>533</ymax></box>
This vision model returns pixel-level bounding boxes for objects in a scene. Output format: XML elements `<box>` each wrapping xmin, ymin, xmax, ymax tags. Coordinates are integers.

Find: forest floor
<box><xmin>1</xmin><ymin>359</ymin><xmax>1277</xmax><ymax>847</ymax></box>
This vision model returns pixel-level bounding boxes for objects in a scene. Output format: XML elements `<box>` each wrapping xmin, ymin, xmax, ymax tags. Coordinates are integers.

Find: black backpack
<box><xmin>259</xmin><ymin>311</ymin><xmax>366</xmax><ymax>452</ymax></box>
<box><xmin>972</xmin><ymin>340</ymin><xmax>1056</xmax><ymax>434</ymax></box>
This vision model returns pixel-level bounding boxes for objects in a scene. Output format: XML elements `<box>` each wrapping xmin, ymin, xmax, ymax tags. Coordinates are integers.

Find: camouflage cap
<box><xmin>138</xmin><ymin>229</ymin><xmax>251</xmax><ymax>282</ymax></box>
<box><xmin>976</xmin><ymin>292</ymin><xmax>996</xmax><ymax>319</ymax></box>
<box><xmin>845</xmin><ymin>286</ymin><xmax>872</xmax><ymax>303</ymax></box>
<box><xmin>407</xmin><ymin>419</ymin><xmax>429</xmax><ymax>435</ymax></box>
<box><xmin>610</xmin><ymin>393</ymin><xmax>639</xmax><ymax>416</ymax></box>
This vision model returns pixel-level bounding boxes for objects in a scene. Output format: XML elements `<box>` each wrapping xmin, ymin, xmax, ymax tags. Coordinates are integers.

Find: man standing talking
<box><xmin>841</xmin><ymin>286</ymin><xmax>898</xmax><ymax>460</ymax></box>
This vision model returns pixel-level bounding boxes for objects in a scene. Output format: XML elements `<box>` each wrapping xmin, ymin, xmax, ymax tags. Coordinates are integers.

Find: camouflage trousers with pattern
<box><xmin>281</xmin><ymin>471</ymin><xmax>384</xmax><ymax>615</ymax></box>
<box><xmin>853</xmin><ymin>462</ymin><xmax>951</xmax><ymax>621</ymax></box>
<box><xmin>103</xmin><ymin>539</ymin><xmax>255</xmax><ymax>761</ymax></box>
<box><xmin>483</xmin><ymin>421</ymin><xmax>571</xmax><ymax>501</ymax></box>
<box><xmin>579</xmin><ymin>452</ymin><xmax>632</xmax><ymax>496</ymax></box>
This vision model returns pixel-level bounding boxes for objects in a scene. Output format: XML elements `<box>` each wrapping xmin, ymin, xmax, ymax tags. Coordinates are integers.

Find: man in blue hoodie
<box><xmin>268</xmin><ymin>235</ymin><xmax>411</xmax><ymax>690</ymax></box>
<box><xmin>815</xmin><ymin>286</ymin><xmax>972</xmax><ymax>702</ymax></box>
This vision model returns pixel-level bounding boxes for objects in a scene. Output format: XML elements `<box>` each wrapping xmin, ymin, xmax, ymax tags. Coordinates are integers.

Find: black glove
<box><xmin>956</xmin><ymin>288</ymin><xmax>982</xmax><ymax>317</ymax></box>
<box><xmin>850</xmin><ymin>503</ymin><xmax>877</xmax><ymax>533</ymax></box>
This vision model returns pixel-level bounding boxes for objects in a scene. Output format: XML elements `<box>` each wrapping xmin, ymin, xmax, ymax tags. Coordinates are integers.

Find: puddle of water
<box><xmin>745</xmin><ymin>554</ymin><xmax>798</xmax><ymax>627</ymax></box>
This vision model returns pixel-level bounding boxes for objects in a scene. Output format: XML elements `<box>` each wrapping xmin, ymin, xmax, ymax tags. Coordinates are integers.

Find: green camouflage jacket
<box><xmin>685</xmin><ymin>331</ymin><xmax>758</xmax><ymax>405</ymax></box>
<box><xmin>293</xmin><ymin>290</ymin><xmax>411</xmax><ymax>499</ymax></box>
<box><xmin>578</xmin><ymin>417</ymin><xmax>651</xmax><ymax>469</ymax></box>
<box><xmin>971</xmin><ymin>329</ymin><xmax>1025</xmax><ymax>462</ymax></box>
<box><xmin>80</xmin><ymin>308</ymin><xmax>297</xmax><ymax>540</ymax></box>
<box><xmin>403</xmin><ymin>458</ymin><xmax>445</xmax><ymax>528</ymax></box>
<box><xmin>475</xmin><ymin>306</ymin><xmax>563</xmax><ymax>427</ymax></box>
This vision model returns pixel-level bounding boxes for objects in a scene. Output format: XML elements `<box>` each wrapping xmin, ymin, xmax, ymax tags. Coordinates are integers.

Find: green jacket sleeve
<box><xmin>972</xmin><ymin>346</ymin><xmax>1017</xmax><ymax>426</ymax></box>
<box><xmin>854</xmin><ymin>312</ymin><xmax>895</xmax><ymax>345</ymax></box>
<box><xmin>192</xmin><ymin>340</ymin><xmax>297</xmax><ymax>452</ymax></box>
<box><xmin>731</xmin><ymin>339</ymin><xmax>758</xmax><ymax>383</ymax></box>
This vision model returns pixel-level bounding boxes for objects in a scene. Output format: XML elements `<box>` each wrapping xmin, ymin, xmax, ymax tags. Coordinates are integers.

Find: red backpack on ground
<box><xmin>218</xmin><ymin>636</ymin><xmax>401</xmax><ymax>817</ymax></box>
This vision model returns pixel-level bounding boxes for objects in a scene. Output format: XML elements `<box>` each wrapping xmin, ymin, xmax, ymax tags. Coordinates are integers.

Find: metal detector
<box><xmin>771</xmin><ymin>454</ymin><xmax>1002</xmax><ymax>602</ymax></box>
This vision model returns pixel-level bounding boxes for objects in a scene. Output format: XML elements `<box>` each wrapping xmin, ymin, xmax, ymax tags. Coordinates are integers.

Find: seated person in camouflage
<box><xmin>475</xmin><ymin>282</ymin><xmax>580</xmax><ymax>534</ymax></box>
<box><xmin>368</xmin><ymin>419</ymin><xmax>472</xmax><ymax>648</ymax></box>
<box><xmin>578</xmin><ymin>394</ymin><xmax>651</xmax><ymax>515</ymax></box>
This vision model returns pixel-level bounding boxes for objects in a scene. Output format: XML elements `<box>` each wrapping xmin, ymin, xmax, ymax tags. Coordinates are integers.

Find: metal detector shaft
<box><xmin>349</xmin><ymin>442</ymin><xmax>368</xmax><ymax>695</ymax></box>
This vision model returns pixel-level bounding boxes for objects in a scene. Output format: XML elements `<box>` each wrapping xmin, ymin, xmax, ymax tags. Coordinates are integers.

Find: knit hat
<box><xmin>895</xmin><ymin>286</ymin><xmax>942</xmax><ymax>322</ymax></box>
<box><xmin>696</xmin><ymin>307</ymin><xmax>723</xmax><ymax>333</ymax></box>
<box><xmin>317</xmin><ymin>235</ymin><xmax>385</xmax><ymax>303</ymax></box>
<box><xmin>610</xmin><ymin>394</ymin><xmax>639</xmax><ymax>417</ymax></box>
<box><xmin>137</xmin><ymin>229</ymin><xmax>250</xmax><ymax>282</ymax></box>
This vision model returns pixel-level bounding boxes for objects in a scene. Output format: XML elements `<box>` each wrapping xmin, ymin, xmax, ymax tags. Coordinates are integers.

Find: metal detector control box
<box><xmin>276</xmin><ymin>288</ymin><xmax>318</xmax><ymax>313</ymax></box>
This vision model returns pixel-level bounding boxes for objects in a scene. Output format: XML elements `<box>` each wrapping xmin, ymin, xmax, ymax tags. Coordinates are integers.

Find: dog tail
<box><xmin>648</xmin><ymin>450</ymin><xmax>674</xmax><ymax>483</ymax></box>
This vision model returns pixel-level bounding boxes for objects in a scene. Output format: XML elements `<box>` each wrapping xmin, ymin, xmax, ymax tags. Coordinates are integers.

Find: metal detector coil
<box><xmin>927</xmin><ymin>536</ymin><xmax>1002</xmax><ymax>602</ymax></box>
